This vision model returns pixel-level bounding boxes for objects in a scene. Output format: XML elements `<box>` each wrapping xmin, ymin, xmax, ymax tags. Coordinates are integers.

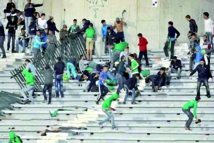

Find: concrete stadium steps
<box><xmin>0</xmin><ymin>42</ymin><xmax>214</xmax><ymax>142</ymax></box>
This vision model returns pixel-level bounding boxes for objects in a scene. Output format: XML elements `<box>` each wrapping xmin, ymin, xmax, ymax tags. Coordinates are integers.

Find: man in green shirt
<box><xmin>182</xmin><ymin>96</ymin><xmax>200</xmax><ymax>130</ymax></box>
<box><xmin>85</xmin><ymin>23</ymin><xmax>96</xmax><ymax>61</ymax></box>
<box><xmin>20</xmin><ymin>68</ymin><xmax>35</xmax><ymax>104</ymax></box>
<box><xmin>9</xmin><ymin>131</ymin><xmax>22</xmax><ymax>143</ymax></box>
<box><xmin>68</xmin><ymin>19</ymin><xmax>80</xmax><ymax>35</ymax></box>
<box><xmin>128</xmin><ymin>54</ymin><xmax>139</xmax><ymax>77</ymax></box>
<box><xmin>99</xmin><ymin>92</ymin><xmax>119</xmax><ymax>130</ymax></box>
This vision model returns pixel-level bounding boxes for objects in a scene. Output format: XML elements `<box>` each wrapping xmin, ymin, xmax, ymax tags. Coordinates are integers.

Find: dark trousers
<box><xmin>7</xmin><ymin>33</ymin><xmax>15</xmax><ymax>51</ymax></box>
<box><xmin>139</xmin><ymin>51</ymin><xmax>149</xmax><ymax>65</ymax></box>
<box><xmin>197</xmin><ymin>78</ymin><xmax>210</xmax><ymax>97</ymax></box>
<box><xmin>189</xmin><ymin>56</ymin><xmax>194</xmax><ymax>72</ymax></box>
<box><xmin>116</xmin><ymin>32</ymin><xmax>125</xmax><ymax>42</ymax></box>
<box><xmin>97</xmin><ymin>84</ymin><xmax>109</xmax><ymax>101</ymax></box>
<box><xmin>163</xmin><ymin>40</ymin><xmax>175</xmax><ymax>59</ymax></box>
<box><xmin>0</xmin><ymin>36</ymin><xmax>6</xmax><ymax>56</ymax></box>
<box><xmin>182</xmin><ymin>109</ymin><xmax>193</xmax><ymax>127</ymax></box>
<box><xmin>4</xmin><ymin>9</ymin><xmax>11</xmax><ymax>13</ymax></box>
<box><xmin>43</xmin><ymin>84</ymin><xmax>53</xmax><ymax>103</ymax></box>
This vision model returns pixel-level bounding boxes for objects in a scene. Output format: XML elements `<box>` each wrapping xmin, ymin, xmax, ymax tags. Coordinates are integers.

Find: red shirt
<box><xmin>138</xmin><ymin>37</ymin><xmax>148</xmax><ymax>51</ymax></box>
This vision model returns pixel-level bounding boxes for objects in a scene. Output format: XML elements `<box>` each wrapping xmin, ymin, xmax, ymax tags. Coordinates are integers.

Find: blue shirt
<box><xmin>195</xmin><ymin>45</ymin><xmax>202</xmax><ymax>63</ymax></box>
<box><xmin>33</xmin><ymin>35</ymin><xmax>46</xmax><ymax>49</ymax></box>
<box><xmin>101</xmin><ymin>24</ymin><xmax>110</xmax><ymax>38</ymax></box>
<box><xmin>99</xmin><ymin>71</ymin><xmax>108</xmax><ymax>85</ymax></box>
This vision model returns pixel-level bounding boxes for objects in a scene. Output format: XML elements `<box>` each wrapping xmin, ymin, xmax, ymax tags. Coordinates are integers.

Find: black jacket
<box><xmin>170</xmin><ymin>59</ymin><xmax>182</xmax><ymax>69</ymax></box>
<box><xmin>168</xmin><ymin>26</ymin><xmax>180</xmax><ymax>38</ymax></box>
<box><xmin>77</xmin><ymin>20</ymin><xmax>90</xmax><ymax>34</ymax></box>
<box><xmin>124</xmin><ymin>76</ymin><xmax>138</xmax><ymax>90</ymax></box>
<box><xmin>154</xmin><ymin>72</ymin><xmax>167</xmax><ymax>87</ymax></box>
<box><xmin>190</xmin><ymin>64</ymin><xmax>212</xmax><ymax>79</ymax></box>
<box><xmin>54</xmin><ymin>61</ymin><xmax>65</xmax><ymax>75</ymax></box>
<box><xmin>106</xmin><ymin>30</ymin><xmax>116</xmax><ymax>45</ymax></box>
<box><xmin>47</xmin><ymin>19</ymin><xmax>59</xmax><ymax>34</ymax></box>
<box><xmin>6</xmin><ymin>16</ymin><xmax>18</xmax><ymax>34</ymax></box>
<box><xmin>189</xmin><ymin>19</ymin><xmax>198</xmax><ymax>34</ymax></box>
<box><xmin>0</xmin><ymin>25</ymin><xmax>5</xmax><ymax>37</ymax></box>
<box><xmin>5</xmin><ymin>2</ymin><xmax>16</xmax><ymax>11</ymax></box>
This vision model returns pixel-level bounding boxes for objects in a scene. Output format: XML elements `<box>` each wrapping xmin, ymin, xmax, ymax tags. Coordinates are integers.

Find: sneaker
<box><xmin>112</xmin><ymin>127</ymin><xmax>118</xmax><ymax>130</ymax></box>
<box><xmin>43</xmin><ymin>100</ymin><xmax>47</xmax><ymax>103</ymax></box>
<box><xmin>2</xmin><ymin>55</ymin><xmax>6</xmax><ymax>58</ymax></box>
<box><xmin>96</xmin><ymin>101</ymin><xmax>99</xmax><ymax>105</ymax></box>
<box><xmin>123</xmin><ymin>102</ymin><xmax>126</xmax><ymax>104</ymax></box>
<box><xmin>131</xmin><ymin>102</ymin><xmax>137</xmax><ymax>104</ymax></box>
<box><xmin>206</xmin><ymin>95</ymin><xmax>211</xmax><ymax>98</ymax></box>
<box><xmin>99</xmin><ymin>123</ymin><xmax>103</xmax><ymax>128</ymax></box>
<box><xmin>185</xmin><ymin>126</ymin><xmax>191</xmax><ymax>131</ymax></box>
<box><xmin>48</xmin><ymin>102</ymin><xmax>51</xmax><ymax>105</ymax></box>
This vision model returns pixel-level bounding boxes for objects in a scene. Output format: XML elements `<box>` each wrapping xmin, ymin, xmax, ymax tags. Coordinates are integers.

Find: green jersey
<box><xmin>85</xmin><ymin>28</ymin><xmax>96</xmax><ymax>38</ymax></box>
<box><xmin>182</xmin><ymin>100</ymin><xmax>198</xmax><ymax>118</ymax></box>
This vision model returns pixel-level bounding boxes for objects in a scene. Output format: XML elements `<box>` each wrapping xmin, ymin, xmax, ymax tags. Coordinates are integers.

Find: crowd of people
<box><xmin>0</xmin><ymin>1</ymin><xmax>213</xmax><ymax>140</ymax></box>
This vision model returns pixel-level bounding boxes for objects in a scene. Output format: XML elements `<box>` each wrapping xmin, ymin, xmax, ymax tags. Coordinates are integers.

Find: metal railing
<box><xmin>10</xmin><ymin>34</ymin><xmax>86</xmax><ymax>92</ymax></box>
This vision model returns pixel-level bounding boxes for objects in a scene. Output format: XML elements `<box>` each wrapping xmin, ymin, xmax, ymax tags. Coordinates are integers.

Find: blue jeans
<box><xmin>182</xmin><ymin>109</ymin><xmax>193</xmax><ymax>127</ymax></box>
<box><xmin>67</xmin><ymin>63</ymin><xmax>77</xmax><ymax>79</ymax></box>
<box><xmin>25</xmin><ymin>17</ymin><xmax>33</xmax><ymax>34</ymax></box>
<box><xmin>16</xmin><ymin>39</ymin><xmax>27</xmax><ymax>52</ymax></box>
<box><xmin>55</xmin><ymin>75</ymin><xmax>64</xmax><ymax>97</ymax></box>
<box><xmin>123</xmin><ymin>85</ymin><xmax>136</xmax><ymax>103</ymax></box>
<box><xmin>99</xmin><ymin>108</ymin><xmax>116</xmax><ymax>129</ymax></box>
<box><xmin>7</xmin><ymin>33</ymin><xmax>15</xmax><ymax>51</ymax></box>
<box><xmin>205</xmin><ymin>32</ymin><xmax>212</xmax><ymax>43</ymax></box>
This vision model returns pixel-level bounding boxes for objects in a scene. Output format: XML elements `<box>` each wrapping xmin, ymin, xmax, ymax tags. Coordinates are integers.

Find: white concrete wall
<box><xmin>2</xmin><ymin>0</ymin><xmax>214</xmax><ymax>55</ymax></box>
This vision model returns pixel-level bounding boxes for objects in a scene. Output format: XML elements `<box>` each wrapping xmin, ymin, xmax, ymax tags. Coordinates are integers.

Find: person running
<box><xmin>20</xmin><ymin>68</ymin><xmax>35</xmax><ymax>104</ymax></box>
<box><xmin>99</xmin><ymin>92</ymin><xmax>119</xmax><ymax>130</ymax></box>
<box><xmin>96</xmin><ymin>65</ymin><xmax>109</xmax><ymax>104</ymax></box>
<box><xmin>138</xmin><ymin>33</ymin><xmax>149</xmax><ymax>66</ymax></box>
<box><xmin>185</xmin><ymin>15</ymin><xmax>198</xmax><ymax>34</ymax></box>
<box><xmin>0</xmin><ymin>20</ymin><xmax>6</xmax><ymax>58</ymax></box>
<box><xmin>123</xmin><ymin>74</ymin><xmax>140</xmax><ymax>104</ymax></box>
<box><xmin>41</xmin><ymin>64</ymin><xmax>54</xmax><ymax>104</ymax></box>
<box><xmin>114</xmin><ymin>17</ymin><xmax>127</xmax><ymax>42</ymax></box>
<box><xmin>54</xmin><ymin>57</ymin><xmax>65</xmax><ymax>98</ymax></box>
<box><xmin>85</xmin><ymin>23</ymin><xmax>96</xmax><ymax>61</ymax></box>
<box><xmin>182</xmin><ymin>96</ymin><xmax>200</xmax><ymax>130</ymax></box>
<box><xmin>9</xmin><ymin>131</ymin><xmax>22</xmax><ymax>143</ymax></box>
<box><xmin>190</xmin><ymin>59</ymin><xmax>212</xmax><ymax>98</ymax></box>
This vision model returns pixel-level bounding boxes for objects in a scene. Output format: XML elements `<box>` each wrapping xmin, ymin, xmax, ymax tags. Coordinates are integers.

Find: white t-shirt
<box><xmin>38</xmin><ymin>18</ymin><xmax>47</xmax><ymax>30</ymax></box>
<box><xmin>204</xmin><ymin>18</ymin><xmax>214</xmax><ymax>33</ymax></box>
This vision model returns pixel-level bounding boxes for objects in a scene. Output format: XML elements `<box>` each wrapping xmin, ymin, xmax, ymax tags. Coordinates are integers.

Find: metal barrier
<box><xmin>0</xmin><ymin>91</ymin><xmax>22</xmax><ymax>115</ymax></box>
<box><xmin>10</xmin><ymin>34</ymin><xmax>86</xmax><ymax>92</ymax></box>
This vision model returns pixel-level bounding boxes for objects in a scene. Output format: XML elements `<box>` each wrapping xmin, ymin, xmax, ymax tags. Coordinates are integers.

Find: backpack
<box><xmin>16</xmin><ymin>135</ymin><xmax>23</xmax><ymax>143</ymax></box>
